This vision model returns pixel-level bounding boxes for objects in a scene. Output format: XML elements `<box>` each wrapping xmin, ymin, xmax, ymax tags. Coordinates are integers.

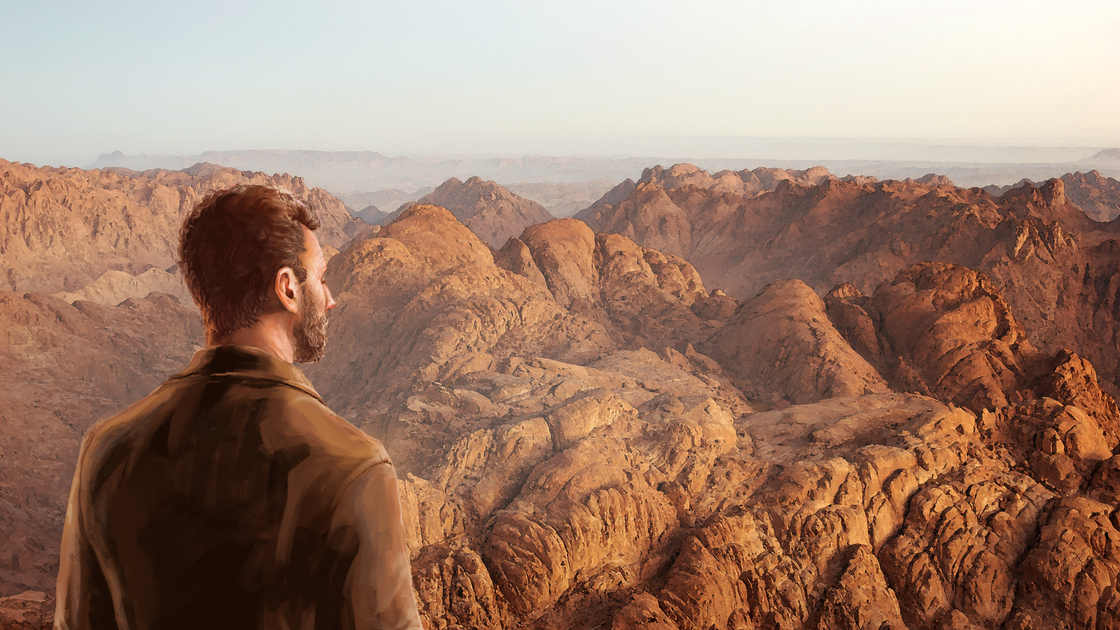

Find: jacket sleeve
<box><xmin>337</xmin><ymin>457</ymin><xmax>424</xmax><ymax>630</ymax></box>
<box><xmin>55</xmin><ymin>436</ymin><xmax>118</xmax><ymax>630</ymax></box>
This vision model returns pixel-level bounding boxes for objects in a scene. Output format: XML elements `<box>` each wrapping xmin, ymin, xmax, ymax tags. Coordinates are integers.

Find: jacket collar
<box><xmin>171</xmin><ymin>345</ymin><xmax>324</xmax><ymax>403</ymax></box>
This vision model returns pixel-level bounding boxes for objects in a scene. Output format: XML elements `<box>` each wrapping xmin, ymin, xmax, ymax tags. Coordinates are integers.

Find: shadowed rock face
<box><xmin>984</xmin><ymin>170</ymin><xmax>1120</xmax><ymax>223</ymax></box>
<box><xmin>4</xmin><ymin>164</ymin><xmax>1120</xmax><ymax>628</ymax></box>
<box><xmin>0</xmin><ymin>291</ymin><xmax>203</xmax><ymax>596</ymax></box>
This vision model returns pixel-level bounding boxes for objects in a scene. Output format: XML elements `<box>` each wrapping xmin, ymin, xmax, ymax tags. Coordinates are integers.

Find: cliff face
<box><xmin>0</xmin><ymin>159</ymin><xmax>363</xmax><ymax>294</ymax></box>
<box><xmin>4</xmin><ymin>163</ymin><xmax>1120</xmax><ymax>628</ymax></box>
<box><xmin>984</xmin><ymin>170</ymin><xmax>1120</xmax><ymax>223</ymax></box>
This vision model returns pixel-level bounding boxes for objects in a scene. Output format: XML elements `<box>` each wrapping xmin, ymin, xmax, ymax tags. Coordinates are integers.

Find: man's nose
<box><xmin>325</xmin><ymin>286</ymin><xmax>337</xmax><ymax>311</ymax></box>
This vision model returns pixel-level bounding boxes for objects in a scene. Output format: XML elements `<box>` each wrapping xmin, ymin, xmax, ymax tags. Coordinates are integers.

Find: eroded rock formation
<box><xmin>0</xmin><ymin>291</ymin><xmax>202</xmax><ymax>595</ymax></box>
<box><xmin>304</xmin><ymin>208</ymin><xmax>1120</xmax><ymax>628</ymax></box>
<box><xmin>578</xmin><ymin>163</ymin><xmax>1120</xmax><ymax>403</ymax></box>
<box><xmin>2</xmin><ymin>162</ymin><xmax>1120</xmax><ymax>628</ymax></box>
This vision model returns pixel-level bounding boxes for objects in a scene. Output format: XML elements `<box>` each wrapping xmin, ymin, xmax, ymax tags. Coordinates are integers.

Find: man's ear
<box><xmin>275</xmin><ymin>266</ymin><xmax>300</xmax><ymax>314</ymax></box>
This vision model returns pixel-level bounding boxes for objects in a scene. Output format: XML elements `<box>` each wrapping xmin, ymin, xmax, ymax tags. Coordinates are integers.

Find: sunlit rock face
<box><xmin>303</xmin><ymin>206</ymin><xmax>1120</xmax><ymax>629</ymax></box>
<box><xmin>701</xmin><ymin>278</ymin><xmax>890</xmax><ymax>407</ymax></box>
<box><xmin>3</xmin><ymin>162</ymin><xmax>1120</xmax><ymax>629</ymax></box>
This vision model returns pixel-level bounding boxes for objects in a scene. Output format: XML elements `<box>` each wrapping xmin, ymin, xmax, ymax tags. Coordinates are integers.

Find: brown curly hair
<box><xmin>178</xmin><ymin>184</ymin><xmax>321</xmax><ymax>337</ymax></box>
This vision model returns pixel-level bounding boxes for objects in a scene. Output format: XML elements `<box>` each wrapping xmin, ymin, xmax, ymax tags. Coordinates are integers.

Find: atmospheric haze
<box><xmin>2</xmin><ymin>0</ymin><xmax>1119</xmax><ymax>167</ymax></box>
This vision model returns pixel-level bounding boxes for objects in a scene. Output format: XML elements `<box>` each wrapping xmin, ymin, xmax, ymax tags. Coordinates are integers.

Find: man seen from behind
<box><xmin>55</xmin><ymin>184</ymin><xmax>423</xmax><ymax>629</ymax></box>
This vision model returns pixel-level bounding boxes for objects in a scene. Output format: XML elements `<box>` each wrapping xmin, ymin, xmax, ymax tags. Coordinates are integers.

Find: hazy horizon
<box><xmin>3</xmin><ymin>0</ymin><xmax>1118</xmax><ymax>168</ymax></box>
<box><xmin>6</xmin><ymin>137</ymin><xmax>1114</xmax><ymax>175</ymax></box>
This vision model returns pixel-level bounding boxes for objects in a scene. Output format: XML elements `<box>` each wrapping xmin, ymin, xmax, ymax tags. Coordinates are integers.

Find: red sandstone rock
<box><xmin>0</xmin><ymin>590</ymin><xmax>53</xmax><ymax>629</ymax></box>
<box><xmin>701</xmin><ymin>279</ymin><xmax>889</xmax><ymax>406</ymax></box>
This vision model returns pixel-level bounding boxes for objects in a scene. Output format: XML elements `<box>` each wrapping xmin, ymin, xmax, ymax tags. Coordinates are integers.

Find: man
<box><xmin>55</xmin><ymin>185</ymin><xmax>423</xmax><ymax>629</ymax></box>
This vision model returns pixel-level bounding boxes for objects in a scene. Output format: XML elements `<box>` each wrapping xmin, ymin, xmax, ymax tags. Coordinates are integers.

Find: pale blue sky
<box><xmin>2</xmin><ymin>0</ymin><xmax>1118</xmax><ymax>167</ymax></box>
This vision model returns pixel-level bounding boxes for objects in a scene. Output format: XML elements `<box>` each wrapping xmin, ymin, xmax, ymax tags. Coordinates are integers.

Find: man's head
<box><xmin>179</xmin><ymin>184</ymin><xmax>335</xmax><ymax>362</ymax></box>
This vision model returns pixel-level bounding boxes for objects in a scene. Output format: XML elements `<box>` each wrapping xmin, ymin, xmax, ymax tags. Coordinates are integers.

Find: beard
<box><xmin>292</xmin><ymin>288</ymin><xmax>329</xmax><ymax>364</ymax></box>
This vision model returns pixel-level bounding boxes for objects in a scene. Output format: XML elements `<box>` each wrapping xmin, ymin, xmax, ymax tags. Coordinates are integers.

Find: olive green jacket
<box><xmin>55</xmin><ymin>345</ymin><xmax>422</xmax><ymax>630</ymax></box>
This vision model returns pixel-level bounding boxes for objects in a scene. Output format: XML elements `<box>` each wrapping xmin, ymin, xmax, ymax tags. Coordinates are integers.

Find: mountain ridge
<box><xmin>0</xmin><ymin>159</ymin><xmax>365</xmax><ymax>294</ymax></box>
<box><xmin>578</xmin><ymin>162</ymin><xmax>1120</xmax><ymax>400</ymax></box>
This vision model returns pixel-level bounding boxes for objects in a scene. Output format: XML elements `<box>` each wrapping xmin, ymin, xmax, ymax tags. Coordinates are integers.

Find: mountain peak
<box><xmin>400</xmin><ymin>176</ymin><xmax>555</xmax><ymax>248</ymax></box>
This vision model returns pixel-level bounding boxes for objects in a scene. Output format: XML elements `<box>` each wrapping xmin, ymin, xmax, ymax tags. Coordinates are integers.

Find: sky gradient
<box><xmin>2</xmin><ymin>0</ymin><xmax>1118</xmax><ymax>168</ymax></box>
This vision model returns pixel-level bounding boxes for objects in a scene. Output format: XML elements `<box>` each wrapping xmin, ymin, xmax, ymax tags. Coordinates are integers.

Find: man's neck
<box><xmin>207</xmin><ymin>313</ymin><xmax>296</xmax><ymax>364</ymax></box>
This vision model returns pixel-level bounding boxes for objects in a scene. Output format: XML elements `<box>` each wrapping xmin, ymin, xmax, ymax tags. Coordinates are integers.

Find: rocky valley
<box><xmin>3</xmin><ymin>159</ymin><xmax>1120</xmax><ymax>629</ymax></box>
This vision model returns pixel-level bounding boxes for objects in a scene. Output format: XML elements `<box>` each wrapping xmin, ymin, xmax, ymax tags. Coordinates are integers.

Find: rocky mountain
<box><xmin>354</xmin><ymin>204</ymin><xmax>392</xmax><ymax>225</ymax></box>
<box><xmin>92</xmin><ymin>148</ymin><xmax>1120</xmax><ymax>233</ymax></box>
<box><xmin>91</xmin><ymin>146</ymin><xmax>1120</xmax><ymax>194</ymax></box>
<box><xmin>336</xmin><ymin>188</ymin><xmax>427</xmax><ymax>211</ymax></box>
<box><xmin>52</xmin><ymin>268</ymin><xmax>191</xmax><ymax>306</ymax></box>
<box><xmin>1088</xmin><ymin>148</ymin><xmax>1120</xmax><ymax>163</ymax></box>
<box><xmin>4</xmin><ymin>164</ymin><xmax>1120</xmax><ymax>628</ymax></box>
<box><xmin>982</xmin><ymin>171</ymin><xmax>1120</xmax><ymax>222</ymax></box>
<box><xmin>395</xmin><ymin>176</ymin><xmax>555</xmax><ymax>248</ymax></box>
<box><xmin>578</xmin><ymin>163</ymin><xmax>1120</xmax><ymax>399</ymax></box>
<box><xmin>306</xmin><ymin>209</ymin><xmax>1120</xmax><ymax>628</ymax></box>
<box><xmin>0</xmin><ymin>160</ymin><xmax>364</xmax><ymax>294</ymax></box>
<box><xmin>90</xmin><ymin>150</ymin><xmax>665</xmax><ymax>195</ymax></box>
<box><xmin>1059</xmin><ymin>171</ymin><xmax>1120</xmax><ymax>222</ymax></box>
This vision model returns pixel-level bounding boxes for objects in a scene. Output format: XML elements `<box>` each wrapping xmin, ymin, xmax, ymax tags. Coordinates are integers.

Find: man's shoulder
<box><xmin>254</xmin><ymin>381</ymin><xmax>386</xmax><ymax>463</ymax></box>
<box><xmin>74</xmin><ymin>380</ymin><xmax>184</xmax><ymax>485</ymax></box>
<box><xmin>81</xmin><ymin>371</ymin><xmax>384</xmax><ymax>470</ymax></box>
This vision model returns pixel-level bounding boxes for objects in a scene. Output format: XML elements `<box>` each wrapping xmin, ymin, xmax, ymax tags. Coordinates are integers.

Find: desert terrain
<box><xmin>3</xmin><ymin>158</ymin><xmax>1120</xmax><ymax>629</ymax></box>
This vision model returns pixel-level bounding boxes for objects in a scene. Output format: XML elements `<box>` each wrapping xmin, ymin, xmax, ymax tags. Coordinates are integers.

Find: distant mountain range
<box><xmin>88</xmin><ymin>147</ymin><xmax>1120</xmax><ymax>220</ymax></box>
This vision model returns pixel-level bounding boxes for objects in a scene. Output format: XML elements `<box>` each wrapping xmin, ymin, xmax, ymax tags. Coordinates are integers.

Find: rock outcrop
<box><xmin>985</xmin><ymin>171</ymin><xmax>1120</xmax><ymax>223</ymax></box>
<box><xmin>702</xmin><ymin>279</ymin><xmax>889</xmax><ymax>406</ymax></box>
<box><xmin>0</xmin><ymin>590</ymin><xmax>53</xmax><ymax>629</ymax></box>
<box><xmin>52</xmin><ymin>267</ymin><xmax>191</xmax><ymax>306</ymax></box>
<box><xmin>306</xmin><ymin>210</ymin><xmax>1120</xmax><ymax>628</ymax></box>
